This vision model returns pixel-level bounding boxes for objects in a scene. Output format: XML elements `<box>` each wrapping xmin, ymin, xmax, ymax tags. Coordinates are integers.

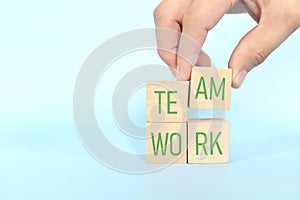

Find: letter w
<box><xmin>151</xmin><ymin>132</ymin><xmax>169</xmax><ymax>156</ymax></box>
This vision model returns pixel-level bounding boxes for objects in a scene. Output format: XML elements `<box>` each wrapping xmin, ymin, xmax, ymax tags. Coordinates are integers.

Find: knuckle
<box><xmin>153</xmin><ymin>5</ymin><xmax>164</xmax><ymax>21</ymax></box>
<box><xmin>249</xmin><ymin>50</ymin><xmax>267</xmax><ymax>65</ymax></box>
<box><xmin>182</xmin><ymin>10</ymin><xmax>209</xmax><ymax>30</ymax></box>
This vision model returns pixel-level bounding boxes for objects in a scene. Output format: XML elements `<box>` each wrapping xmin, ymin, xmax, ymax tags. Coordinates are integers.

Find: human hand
<box><xmin>154</xmin><ymin>0</ymin><xmax>300</xmax><ymax>88</ymax></box>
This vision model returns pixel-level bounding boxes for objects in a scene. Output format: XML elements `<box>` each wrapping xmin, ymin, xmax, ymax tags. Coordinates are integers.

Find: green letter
<box><xmin>170</xmin><ymin>132</ymin><xmax>182</xmax><ymax>156</ymax></box>
<box><xmin>151</xmin><ymin>132</ymin><xmax>169</xmax><ymax>156</ymax></box>
<box><xmin>195</xmin><ymin>77</ymin><xmax>208</xmax><ymax>100</ymax></box>
<box><xmin>196</xmin><ymin>132</ymin><xmax>208</xmax><ymax>155</ymax></box>
<box><xmin>210</xmin><ymin>77</ymin><xmax>225</xmax><ymax>100</ymax></box>
<box><xmin>210</xmin><ymin>132</ymin><xmax>223</xmax><ymax>155</ymax></box>
<box><xmin>167</xmin><ymin>91</ymin><xmax>177</xmax><ymax>114</ymax></box>
<box><xmin>154</xmin><ymin>91</ymin><xmax>165</xmax><ymax>114</ymax></box>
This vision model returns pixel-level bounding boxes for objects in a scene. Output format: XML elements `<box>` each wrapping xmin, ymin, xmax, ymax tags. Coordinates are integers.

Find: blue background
<box><xmin>1</xmin><ymin>0</ymin><xmax>300</xmax><ymax>199</ymax></box>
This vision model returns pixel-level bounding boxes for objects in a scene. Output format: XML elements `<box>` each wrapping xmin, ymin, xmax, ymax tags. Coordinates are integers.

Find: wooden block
<box><xmin>146</xmin><ymin>122</ymin><xmax>187</xmax><ymax>164</ymax></box>
<box><xmin>146</xmin><ymin>81</ymin><xmax>189</xmax><ymax>122</ymax></box>
<box><xmin>189</xmin><ymin>67</ymin><xmax>232</xmax><ymax>110</ymax></box>
<box><xmin>187</xmin><ymin>119</ymin><xmax>229</xmax><ymax>163</ymax></box>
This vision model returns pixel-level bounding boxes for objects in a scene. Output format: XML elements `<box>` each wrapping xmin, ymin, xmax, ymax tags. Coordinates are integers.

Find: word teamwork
<box><xmin>146</xmin><ymin>67</ymin><xmax>232</xmax><ymax>164</ymax></box>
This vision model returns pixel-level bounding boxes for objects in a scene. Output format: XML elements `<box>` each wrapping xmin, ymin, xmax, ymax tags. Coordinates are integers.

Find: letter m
<box><xmin>210</xmin><ymin>77</ymin><xmax>225</xmax><ymax>100</ymax></box>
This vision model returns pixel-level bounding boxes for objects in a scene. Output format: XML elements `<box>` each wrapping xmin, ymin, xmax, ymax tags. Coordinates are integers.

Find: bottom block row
<box><xmin>146</xmin><ymin>119</ymin><xmax>229</xmax><ymax>164</ymax></box>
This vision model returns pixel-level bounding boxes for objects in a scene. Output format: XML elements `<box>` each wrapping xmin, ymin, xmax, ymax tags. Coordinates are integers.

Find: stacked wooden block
<box><xmin>146</xmin><ymin>67</ymin><xmax>232</xmax><ymax>164</ymax></box>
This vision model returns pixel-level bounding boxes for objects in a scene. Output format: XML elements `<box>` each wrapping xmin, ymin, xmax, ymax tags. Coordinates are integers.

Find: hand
<box><xmin>154</xmin><ymin>0</ymin><xmax>300</xmax><ymax>88</ymax></box>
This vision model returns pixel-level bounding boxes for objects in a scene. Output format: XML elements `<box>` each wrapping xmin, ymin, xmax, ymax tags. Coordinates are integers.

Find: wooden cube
<box><xmin>187</xmin><ymin>119</ymin><xmax>229</xmax><ymax>163</ymax></box>
<box><xmin>189</xmin><ymin>67</ymin><xmax>232</xmax><ymax>110</ymax></box>
<box><xmin>146</xmin><ymin>122</ymin><xmax>187</xmax><ymax>164</ymax></box>
<box><xmin>146</xmin><ymin>81</ymin><xmax>189</xmax><ymax>122</ymax></box>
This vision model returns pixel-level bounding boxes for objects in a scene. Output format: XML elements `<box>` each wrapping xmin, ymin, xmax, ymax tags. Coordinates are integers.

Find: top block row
<box><xmin>146</xmin><ymin>67</ymin><xmax>232</xmax><ymax>122</ymax></box>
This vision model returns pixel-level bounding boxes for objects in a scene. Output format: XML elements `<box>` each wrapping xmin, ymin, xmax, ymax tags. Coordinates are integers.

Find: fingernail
<box><xmin>234</xmin><ymin>70</ymin><xmax>248</xmax><ymax>88</ymax></box>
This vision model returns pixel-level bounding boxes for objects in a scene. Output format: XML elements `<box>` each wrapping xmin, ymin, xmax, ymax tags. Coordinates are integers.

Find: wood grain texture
<box><xmin>146</xmin><ymin>122</ymin><xmax>187</xmax><ymax>164</ymax></box>
<box><xmin>146</xmin><ymin>81</ymin><xmax>189</xmax><ymax>122</ymax></box>
<box><xmin>189</xmin><ymin>67</ymin><xmax>232</xmax><ymax>110</ymax></box>
<box><xmin>187</xmin><ymin>119</ymin><xmax>229</xmax><ymax>164</ymax></box>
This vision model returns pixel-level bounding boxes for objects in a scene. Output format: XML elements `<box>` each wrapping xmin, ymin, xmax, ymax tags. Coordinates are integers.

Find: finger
<box><xmin>196</xmin><ymin>50</ymin><xmax>211</xmax><ymax>67</ymax></box>
<box><xmin>155</xmin><ymin>28</ymin><xmax>180</xmax><ymax>76</ymax></box>
<box><xmin>154</xmin><ymin>0</ymin><xmax>194</xmax><ymax>75</ymax></box>
<box><xmin>229</xmin><ymin>16</ymin><xmax>299</xmax><ymax>88</ymax></box>
<box><xmin>177</xmin><ymin>0</ymin><xmax>238</xmax><ymax>80</ymax></box>
<box><xmin>177</xmin><ymin>50</ymin><xmax>211</xmax><ymax>79</ymax></box>
<box><xmin>227</xmin><ymin>1</ymin><xmax>246</xmax><ymax>14</ymax></box>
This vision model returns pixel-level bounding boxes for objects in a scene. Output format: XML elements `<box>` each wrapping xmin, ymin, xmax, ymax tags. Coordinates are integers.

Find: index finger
<box><xmin>177</xmin><ymin>0</ymin><xmax>239</xmax><ymax>80</ymax></box>
<box><xmin>154</xmin><ymin>0</ymin><xmax>194</xmax><ymax>75</ymax></box>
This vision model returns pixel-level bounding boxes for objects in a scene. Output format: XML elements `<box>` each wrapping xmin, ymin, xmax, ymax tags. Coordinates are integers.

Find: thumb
<box><xmin>229</xmin><ymin>20</ymin><xmax>298</xmax><ymax>88</ymax></box>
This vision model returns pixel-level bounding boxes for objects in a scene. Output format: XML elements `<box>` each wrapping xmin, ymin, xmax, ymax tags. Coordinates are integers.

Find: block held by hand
<box><xmin>189</xmin><ymin>67</ymin><xmax>232</xmax><ymax>110</ymax></box>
